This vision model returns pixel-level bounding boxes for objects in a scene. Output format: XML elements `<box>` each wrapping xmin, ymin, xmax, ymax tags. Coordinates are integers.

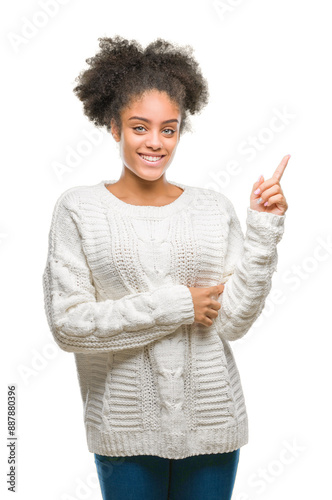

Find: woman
<box><xmin>42</xmin><ymin>35</ymin><xmax>289</xmax><ymax>500</ymax></box>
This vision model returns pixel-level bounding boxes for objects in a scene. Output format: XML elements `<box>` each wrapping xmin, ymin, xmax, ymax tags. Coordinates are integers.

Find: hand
<box><xmin>250</xmin><ymin>154</ymin><xmax>290</xmax><ymax>216</ymax></box>
<box><xmin>188</xmin><ymin>284</ymin><xmax>225</xmax><ymax>327</ymax></box>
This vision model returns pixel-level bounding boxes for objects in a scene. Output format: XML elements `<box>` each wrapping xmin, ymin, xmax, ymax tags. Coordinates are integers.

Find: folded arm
<box><xmin>42</xmin><ymin>194</ymin><xmax>195</xmax><ymax>354</ymax></box>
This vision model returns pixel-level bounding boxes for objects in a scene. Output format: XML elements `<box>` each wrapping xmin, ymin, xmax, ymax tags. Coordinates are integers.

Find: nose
<box><xmin>145</xmin><ymin>131</ymin><xmax>163</xmax><ymax>150</ymax></box>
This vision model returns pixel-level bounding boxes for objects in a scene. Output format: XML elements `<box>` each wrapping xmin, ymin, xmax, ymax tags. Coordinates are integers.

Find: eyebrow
<box><xmin>128</xmin><ymin>116</ymin><xmax>179</xmax><ymax>124</ymax></box>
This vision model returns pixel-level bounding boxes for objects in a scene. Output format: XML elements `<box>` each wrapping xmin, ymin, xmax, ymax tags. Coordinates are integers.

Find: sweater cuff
<box><xmin>247</xmin><ymin>207</ymin><xmax>285</xmax><ymax>244</ymax></box>
<box><xmin>152</xmin><ymin>284</ymin><xmax>195</xmax><ymax>326</ymax></box>
<box><xmin>247</xmin><ymin>207</ymin><xmax>285</xmax><ymax>228</ymax></box>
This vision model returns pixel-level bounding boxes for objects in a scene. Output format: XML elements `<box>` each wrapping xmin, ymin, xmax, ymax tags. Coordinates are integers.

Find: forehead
<box><xmin>122</xmin><ymin>90</ymin><xmax>180</xmax><ymax>121</ymax></box>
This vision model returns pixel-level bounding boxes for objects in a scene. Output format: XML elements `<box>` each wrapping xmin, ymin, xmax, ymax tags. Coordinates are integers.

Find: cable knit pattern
<box><xmin>42</xmin><ymin>179</ymin><xmax>285</xmax><ymax>459</ymax></box>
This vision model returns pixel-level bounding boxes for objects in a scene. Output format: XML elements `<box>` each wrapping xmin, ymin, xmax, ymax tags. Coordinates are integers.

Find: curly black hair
<box><xmin>72</xmin><ymin>35</ymin><xmax>209</xmax><ymax>136</ymax></box>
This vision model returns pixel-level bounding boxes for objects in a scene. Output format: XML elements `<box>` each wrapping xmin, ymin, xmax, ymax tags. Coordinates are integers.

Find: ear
<box><xmin>110</xmin><ymin>119</ymin><xmax>121</xmax><ymax>142</ymax></box>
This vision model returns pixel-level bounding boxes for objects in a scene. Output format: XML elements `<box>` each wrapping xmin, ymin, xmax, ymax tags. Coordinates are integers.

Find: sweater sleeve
<box><xmin>42</xmin><ymin>194</ymin><xmax>195</xmax><ymax>354</ymax></box>
<box><xmin>215</xmin><ymin>195</ymin><xmax>285</xmax><ymax>342</ymax></box>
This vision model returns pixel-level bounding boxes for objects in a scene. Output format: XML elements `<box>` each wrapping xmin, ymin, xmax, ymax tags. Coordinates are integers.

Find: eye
<box><xmin>132</xmin><ymin>126</ymin><xmax>175</xmax><ymax>135</ymax></box>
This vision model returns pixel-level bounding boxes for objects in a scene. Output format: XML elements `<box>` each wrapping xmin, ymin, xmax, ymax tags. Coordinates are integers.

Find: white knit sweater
<box><xmin>42</xmin><ymin>179</ymin><xmax>285</xmax><ymax>459</ymax></box>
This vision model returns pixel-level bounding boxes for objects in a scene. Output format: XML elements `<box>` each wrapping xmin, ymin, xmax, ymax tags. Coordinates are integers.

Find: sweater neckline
<box><xmin>97</xmin><ymin>179</ymin><xmax>193</xmax><ymax>218</ymax></box>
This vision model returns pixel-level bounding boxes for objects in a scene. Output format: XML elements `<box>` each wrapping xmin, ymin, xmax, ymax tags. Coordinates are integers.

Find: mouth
<box><xmin>138</xmin><ymin>153</ymin><xmax>166</xmax><ymax>166</ymax></box>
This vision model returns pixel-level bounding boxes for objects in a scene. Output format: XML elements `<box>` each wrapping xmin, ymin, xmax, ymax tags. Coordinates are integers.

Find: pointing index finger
<box><xmin>273</xmin><ymin>154</ymin><xmax>291</xmax><ymax>181</ymax></box>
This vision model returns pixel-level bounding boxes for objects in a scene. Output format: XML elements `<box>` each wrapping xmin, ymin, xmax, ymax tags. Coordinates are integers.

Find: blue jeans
<box><xmin>94</xmin><ymin>448</ymin><xmax>240</xmax><ymax>500</ymax></box>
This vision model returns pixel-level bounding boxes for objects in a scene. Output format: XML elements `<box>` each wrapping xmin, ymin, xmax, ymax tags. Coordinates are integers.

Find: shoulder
<box><xmin>52</xmin><ymin>181</ymin><xmax>102</xmax><ymax>214</ymax></box>
<box><xmin>184</xmin><ymin>183</ymin><xmax>236</xmax><ymax>218</ymax></box>
<box><xmin>47</xmin><ymin>182</ymin><xmax>104</xmax><ymax>236</ymax></box>
<box><xmin>46</xmin><ymin>182</ymin><xmax>104</xmax><ymax>248</ymax></box>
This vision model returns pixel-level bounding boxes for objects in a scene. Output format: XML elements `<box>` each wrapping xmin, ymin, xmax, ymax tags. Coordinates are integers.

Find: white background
<box><xmin>1</xmin><ymin>0</ymin><xmax>331</xmax><ymax>498</ymax></box>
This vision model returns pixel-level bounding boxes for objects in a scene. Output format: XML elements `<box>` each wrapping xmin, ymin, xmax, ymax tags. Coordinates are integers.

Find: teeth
<box><xmin>140</xmin><ymin>154</ymin><xmax>162</xmax><ymax>162</ymax></box>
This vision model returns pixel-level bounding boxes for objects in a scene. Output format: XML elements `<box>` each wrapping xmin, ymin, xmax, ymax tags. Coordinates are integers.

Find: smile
<box><xmin>138</xmin><ymin>153</ymin><xmax>165</xmax><ymax>165</ymax></box>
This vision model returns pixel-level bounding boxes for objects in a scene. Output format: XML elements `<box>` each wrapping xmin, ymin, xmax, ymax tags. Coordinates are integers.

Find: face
<box><xmin>111</xmin><ymin>90</ymin><xmax>181</xmax><ymax>181</ymax></box>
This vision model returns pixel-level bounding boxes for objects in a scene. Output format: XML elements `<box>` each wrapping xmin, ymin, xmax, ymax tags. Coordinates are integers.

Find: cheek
<box><xmin>123</xmin><ymin>134</ymin><xmax>142</xmax><ymax>155</ymax></box>
<box><xmin>120</xmin><ymin>136</ymin><xmax>135</xmax><ymax>156</ymax></box>
<box><xmin>169</xmin><ymin>138</ymin><xmax>179</xmax><ymax>153</ymax></box>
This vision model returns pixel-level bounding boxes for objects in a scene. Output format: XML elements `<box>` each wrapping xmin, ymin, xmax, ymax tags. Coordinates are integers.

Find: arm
<box><xmin>42</xmin><ymin>194</ymin><xmax>195</xmax><ymax>354</ymax></box>
<box><xmin>215</xmin><ymin>195</ymin><xmax>285</xmax><ymax>342</ymax></box>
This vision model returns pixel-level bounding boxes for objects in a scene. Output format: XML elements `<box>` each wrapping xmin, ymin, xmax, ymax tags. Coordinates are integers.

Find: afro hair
<box><xmin>73</xmin><ymin>35</ymin><xmax>209</xmax><ymax>136</ymax></box>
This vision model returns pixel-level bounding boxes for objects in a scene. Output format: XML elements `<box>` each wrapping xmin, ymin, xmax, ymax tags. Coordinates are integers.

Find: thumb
<box><xmin>211</xmin><ymin>284</ymin><xmax>224</xmax><ymax>300</ymax></box>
